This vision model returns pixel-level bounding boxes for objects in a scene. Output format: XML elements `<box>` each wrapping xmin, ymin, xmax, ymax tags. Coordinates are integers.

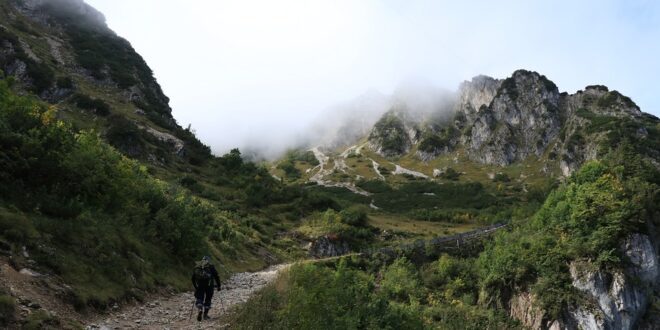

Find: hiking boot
<box><xmin>197</xmin><ymin>310</ymin><xmax>203</xmax><ymax>322</ymax></box>
<box><xmin>203</xmin><ymin>308</ymin><xmax>210</xmax><ymax>320</ymax></box>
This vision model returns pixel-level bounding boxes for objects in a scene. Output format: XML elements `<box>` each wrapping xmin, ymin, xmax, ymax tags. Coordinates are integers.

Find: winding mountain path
<box><xmin>86</xmin><ymin>264</ymin><xmax>288</xmax><ymax>330</ymax></box>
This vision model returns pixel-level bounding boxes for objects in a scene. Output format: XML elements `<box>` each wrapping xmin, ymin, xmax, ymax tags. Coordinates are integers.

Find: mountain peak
<box><xmin>22</xmin><ymin>0</ymin><xmax>106</xmax><ymax>27</ymax></box>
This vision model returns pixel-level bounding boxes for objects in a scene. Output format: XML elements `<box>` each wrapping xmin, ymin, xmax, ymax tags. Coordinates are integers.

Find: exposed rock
<box><xmin>142</xmin><ymin>126</ymin><xmax>185</xmax><ymax>155</ymax></box>
<box><xmin>454</xmin><ymin>75</ymin><xmax>501</xmax><ymax>124</ymax></box>
<box><xmin>309</xmin><ymin>236</ymin><xmax>350</xmax><ymax>258</ymax></box>
<box><xmin>392</xmin><ymin>164</ymin><xmax>428</xmax><ymax>179</ymax></box>
<box><xmin>464</xmin><ymin>70</ymin><xmax>561</xmax><ymax>166</ymax></box>
<box><xmin>510</xmin><ymin>234</ymin><xmax>658</xmax><ymax>330</ymax></box>
<box><xmin>508</xmin><ymin>292</ymin><xmax>547</xmax><ymax>330</ymax></box>
<box><xmin>19</xmin><ymin>268</ymin><xmax>42</xmax><ymax>277</ymax></box>
<box><xmin>45</xmin><ymin>37</ymin><xmax>66</xmax><ymax>65</ymax></box>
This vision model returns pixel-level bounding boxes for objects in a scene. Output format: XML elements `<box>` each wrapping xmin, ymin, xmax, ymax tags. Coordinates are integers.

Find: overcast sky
<box><xmin>85</xmin><ymin>0</ymin><xmax>660</xmax><ymax>155</ymax></box>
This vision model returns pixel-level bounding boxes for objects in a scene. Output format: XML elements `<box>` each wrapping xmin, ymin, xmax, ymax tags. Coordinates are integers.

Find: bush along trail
<box><xmin>84</xmin><ymin>225</ymin><xmax>506</xmax><ymax>330</ymax></box>
<box><xmin>85</xmin><ymin>264</ymin><xmax>288</xmax><ymax>330</ymax></box>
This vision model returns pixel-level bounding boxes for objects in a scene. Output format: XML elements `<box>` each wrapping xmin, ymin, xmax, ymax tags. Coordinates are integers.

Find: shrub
<box><xmin>370</xmin><ymin>112</ymin><xmax>409</xmax><ymax>155</ymax></box>
<box><xmin>277</xmin><ymin>159</ymin><xmax>301</xmax><ymax>179</ymax></box>
<box><xmin>478</xmin><ymin>157</ymin><xmax>658</xmax><ymax>318</ymax></box>
<box><xmin>56</xmin><ymin>77</ymin><xmax>74</xmax><ymax>89</ymax></box>
<box><xmin>105</xmin><ymin>114</ymin><xmax>144</xmax><ymax>156</ymax></box>
<box><xmin>339</xmin><ymin>205</ymin><xmax>369</xmax><ymax>227</ymax></box>
<box><xmin>72</xmin><ymin>94</ymin><xmax>111</xmax><ymax>116</ymax></box>
<box><xmin>0</xmin><ymin>295</ymin><xmax>16</xmax><ymax>326</ymax></box>
<box><xmin>380</xmin><ymin>258</ymin><xmax>423</xmax><ymax>303</ymax></box>
<box><xmin>492</xmin><ymin>173</ymin><xmax>510</xmax><ymax>182</ymax></box>
<box><xmin>440</xmin><ymin>167</ymin><xmax>461</xmax><ymax>181</ymax></box>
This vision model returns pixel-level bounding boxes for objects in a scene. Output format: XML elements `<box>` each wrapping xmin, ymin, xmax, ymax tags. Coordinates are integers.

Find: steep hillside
<box><xmin>0</xmin><ymin>1</ymin><xmax>338</xmax><ymax>327</ymax></box>
<box><xmin>0</xmin><ymin>0</ymin><xmax>210</xmax><ymax>166</ymax></box>
<box><xmin>1</xmin><ymin>1</ymin><xmax>659</xmax><ymax>329</ymax></box>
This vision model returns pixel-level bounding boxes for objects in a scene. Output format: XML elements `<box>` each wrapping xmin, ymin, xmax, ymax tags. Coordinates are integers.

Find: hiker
<box><xmin>192</xmin><ymin>256</ymin><xmax>221</xmax><ymax>321</ymax></box>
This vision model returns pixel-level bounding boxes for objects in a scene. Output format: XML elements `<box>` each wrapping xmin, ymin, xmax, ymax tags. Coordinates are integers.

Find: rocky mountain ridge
<box><xmin>368</xmin><ymin>69</ymin><xmax>654</xmax><ymax>176</ymax></box>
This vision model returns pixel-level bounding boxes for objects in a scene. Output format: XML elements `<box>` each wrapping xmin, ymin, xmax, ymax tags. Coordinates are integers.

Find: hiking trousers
<box><xmin>194</xmin><ymin>286</ymin><xmax>214</xmax><ymax>310</ymax></box>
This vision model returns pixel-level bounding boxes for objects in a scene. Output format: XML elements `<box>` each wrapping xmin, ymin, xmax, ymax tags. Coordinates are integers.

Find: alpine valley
<box><xmin>0</xmin><ymin>1</ymin><xmax>658</xmax><ymax>329</ymax></box>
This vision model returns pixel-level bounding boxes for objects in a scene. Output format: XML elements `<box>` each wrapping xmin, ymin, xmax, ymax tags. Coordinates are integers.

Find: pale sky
<box><xmin>85</xmin><ymin>0</ymin><xmax>660</xmax><ymax>156</ymax></box>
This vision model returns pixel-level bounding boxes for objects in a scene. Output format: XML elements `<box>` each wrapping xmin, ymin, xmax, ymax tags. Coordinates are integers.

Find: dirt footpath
<box><xmin>86</xmin><ymin>264</ymin><xmax>288</xmax><ymax>330</ymax></box>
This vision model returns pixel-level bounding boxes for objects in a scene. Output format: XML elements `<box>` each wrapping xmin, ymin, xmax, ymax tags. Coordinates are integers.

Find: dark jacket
<box><xmin>192</xmin><ymin>264</ymin><xmax>221</xmax><ymax>289</ymax></box>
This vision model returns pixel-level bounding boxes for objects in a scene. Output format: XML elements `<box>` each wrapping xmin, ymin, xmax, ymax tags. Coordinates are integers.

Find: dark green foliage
<box><xmin>440</xmin><ymin>167</ymin><xmax>460</xmax><ymax>181</ymax></box>
<box><xmin>0</xmin><ymin>79</ymin><xmax>214</xmax><ymax>307</ymax></box>
<box><xmin>499</xmin><ymin>70</ymin><xmax>557</xmax><ymax>101</ymax></box>
<box><xmin>597</xmin><ymin>90</ymin><xmax>638</xmax><ymax>109</ymax></box>
<box><xmin>295</xmin><ymin>189</ymin><xmax>343</xmax><ymax>213</ymax></box>
<box><xmin>217</xmin><ymin>148</ymin><xmax>244</xmax><ymax>172</ymax></box>
<box><xmin>499</xmin><ymin>77</ymin><xmax>518</xmax><ymax>100</ymax></box>
<box><xmin>493</xmin><ymin>173</ymin><xmax>510</xmax><ymax>182</ymax></box>
<box><xmin>177</xmin><ymin>125</ymin><xmax>212</xmax><ymax>165</ymax></box>
<box><xmin>339</xmin><ymin>205</ymin><xmax>369</xmax><ymax>227</ymax></box>
<box><xmin>585</xmin><ymin>85</ymin><xmax>609</xmax><ymax>92</ymax></box>
<box><xmin>373</xmin><ymin>181</ymin><xmax>492</xmax><ymax>213</ymax></box>
<box><xmin>105</xmin><ymin>114</ymin><xmax>144</xmax><ymax>156</ymax></box>
<box><xmin>477</xmin><ymin>155</ymin><xmax>658</xmax><ymax>318</ymax></box>
<box><xmin>277</xmin><ymin>159</ymin><xmax>301</xmax><ymax>179</ymax></box>
<box><xmin>231</xmin><ymin>261</ymin><xmax>423</xmax><ymax>329</ymax></box>
<box><xmin>356</xmin><ymin>179</ymin><xmax>392</xmax><ymax>193</ymax></box>
<box><xmin>56</xmin><ymin>76</ymin><xmax>74</xmax><ymax>89</ymax></box>
<box><xmin>72</xmin><ymin>93</ymin><xmax>110</xmax><ymax>116</ymax></box>
<box><xmin>574</xmin><ymin>108</ymin><xmax>660</xmax><ymax>159</ymax></box>
<box><xmin>24</xmin><ymin>310</ymin><xmax>59</xmax><ymax>330</ymax></box>
<box><xmin>0</xmin><ymin>294</ymin><xmax>16</xmax><ymax>326</ymax></box>
<box><xmin>419</xmin><ymin>135</ymin><xmax>443</xmax><ymax>153</ymax></box>
<box><xmin>370</xmin><ymin>112</ymin><xmax>409</xmax><ymax>156</ymax></box>
<box><xmin>418</xmin><ymin>126</ymin><xmax>458</xmax><ymax>154</ymax></box>
<box><xmin>180</xmin><ymin>175</ymin><xmax>203</xmax><ymax>193</ymax></box>
<box><xmin>284</xmin><ymin>149</ymin><xmax>319</xmax><ymax>165</ymax></box>
<box><xmin>210</xmin><ymin>148</ymin><xmax>285</xmax><ymax>207</ymax></box>
<box><xmin>232</xmin><ymin>257</ymin><xmax>519</xmax><ymax>329</ymax></box>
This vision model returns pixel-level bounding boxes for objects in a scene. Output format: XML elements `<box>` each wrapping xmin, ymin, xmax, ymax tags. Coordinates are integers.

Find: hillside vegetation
<box><xmin>229</xmin><ymin>152</ymin><xmax>660</xmax><ymax>329</ymax></box>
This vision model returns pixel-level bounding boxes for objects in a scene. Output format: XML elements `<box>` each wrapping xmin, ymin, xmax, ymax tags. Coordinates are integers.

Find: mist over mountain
<box><xmin>1</xmin><ymin>1</ymin><xmax>659</xmax><ymax>329</ymax></box>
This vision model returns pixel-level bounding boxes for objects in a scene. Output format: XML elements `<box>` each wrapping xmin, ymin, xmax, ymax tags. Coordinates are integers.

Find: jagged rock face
<box><xmin>455</xmin><ymin>75</ymin><xmax>501</xmax><ymax>124</ymax></box>
<box><xmin>464</xmin><ymin>70</ymin><xmax>562</xmax><ymax>166</ymax></box>
<box><xmin>509</xmin><ymin>292</ymin><xmax>547</xmax><ymax>329</ymax></box>
<box><xmin>511</xmin><ymin>234</ymin><xmax>659</xmax><ymax>330</ymax></box>
<box><xmin>308</xmin><ymin>236</ymin><xmax>350</xmax><ymax>258</ymax></box>
<box><xmin>361</xmin><ymin>69</ymin><xmax>658</xmax><ymax>176</ymax></box>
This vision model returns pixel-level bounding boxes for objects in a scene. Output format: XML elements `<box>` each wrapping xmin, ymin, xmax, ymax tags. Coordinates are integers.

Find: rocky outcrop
<box><xmin>308</xmin><ymin>236</ymin><xmax>350</xmax><ymax>258</ymax></box>
<box><xmin>510</xmin><ymin>234</ymin><xmax>659</xmax><ymax>330</ymax></box>
<box><xmin>454</xmin><ymin>75</ymin><xmax>501</xmax><ymax>124</ymax></box>
<box><xmin>368</xmin><ymin>111</ymin><xmax>414</xmax><ymax>157</ymax></box>
<box><xmin>142</xmin><ymin>126</ymin><xmax>185</xmax><ymax>155</ymax></box>
<box><xmin>463</xmin><ymin>70</ymin><xmax>562</xmax><ymax>166</ymax></box>
<box><xmin>509</xmin><ymin>292</ymin><xmax>547</xmax><ymax>329</ymax></box>
<box><xmin>362</xmin><ymin>69</ymin><xmax>658</xmax><ymax>175</ymax></box>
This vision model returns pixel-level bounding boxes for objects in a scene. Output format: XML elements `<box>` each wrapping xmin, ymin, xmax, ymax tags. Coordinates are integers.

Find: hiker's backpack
<box><xmin>193</xmin><ymin>262</ymin><xmax>213</xmax><ymax>286</ymax></box>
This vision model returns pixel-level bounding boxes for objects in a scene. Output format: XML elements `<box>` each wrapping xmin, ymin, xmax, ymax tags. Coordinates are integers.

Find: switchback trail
<box><xmin>86</xmin><ymin>264</ymin><xmax>288</xmax><ymax>330</ymax></box>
